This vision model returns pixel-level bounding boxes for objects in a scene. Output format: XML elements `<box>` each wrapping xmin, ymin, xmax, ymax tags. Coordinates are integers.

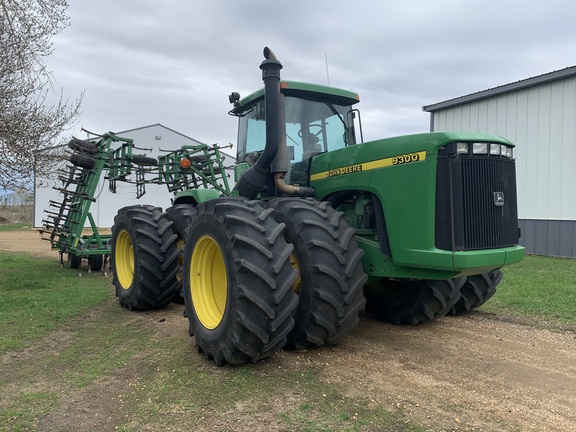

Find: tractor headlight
<box><xmin>489</xmin><ymin>143</ymin><xmax>501</xmax><ymax>156</ymax></box>
<box><xmin>472</xmin><ymin>142</ymin><xmax>488</xmax><ymax>154</ymax></box>
<box><xmin>456</xmin><ymin>142</ymin><xmax>469</xmax><ymax>154</ymax></box>
<box><xmin>505</xmin><ymin>147</ymin><xmax>513</xmax><ymax>158</ymax></box>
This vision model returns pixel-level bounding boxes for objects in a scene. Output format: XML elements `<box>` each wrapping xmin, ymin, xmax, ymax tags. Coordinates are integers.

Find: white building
<box><xmin>423</xmin><ymin>66</ymin><xmax>576</xmax><ymax>257</ymax></box>
<box><xmin>34</xmin><ymin>123</ymin><xmax>235</xmax><ymax>228</ymax></box>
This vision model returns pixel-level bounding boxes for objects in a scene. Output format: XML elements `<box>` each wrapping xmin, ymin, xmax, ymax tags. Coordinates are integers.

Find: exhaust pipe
<box><xmin>234</xmin><ymin>47</ymin><xmax>315</xmax><ymax>199</ymax></box>
<box><xmin>233</xmin><ymin>47</ymin><xmax>283</xmax><ymax>199</ymax></box>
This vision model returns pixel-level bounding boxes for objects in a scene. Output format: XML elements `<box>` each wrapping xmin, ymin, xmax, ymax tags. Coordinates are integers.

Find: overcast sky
<box><xmin>47</xmin><ymin>0</ymin><xmax>576</xmax><ymax>150</ymax></box>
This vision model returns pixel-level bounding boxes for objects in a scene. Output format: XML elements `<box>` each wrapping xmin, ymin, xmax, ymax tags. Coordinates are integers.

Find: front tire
<box><xmin>183</xmin><ymin>197</ymin><xmax>298</xmax><ymax>366</ymax></box>
<box><xmin>111</xmin><ymin>205</ymin><xmax>180</xmax><ymax>310</ymax></box>
<box><xmin>365</xmin><ymin>278</ymin><xmax>464</xmax><ymax>324</ymax></box>
<box><xmin>450</xmin><ymin>271</ymin><xmax>502</xmax><ymax>315</ymax></box>
<box><xmin>268</xmin><ymin>198</ymin><xmax>367</xmax><ymax>350</ymax></box>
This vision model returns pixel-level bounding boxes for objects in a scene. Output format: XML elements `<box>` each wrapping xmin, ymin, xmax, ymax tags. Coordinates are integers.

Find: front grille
<box><xmin>435</xmin><ymin>155</ymin><xmax>519</xmax><ymax>251</ymax></box>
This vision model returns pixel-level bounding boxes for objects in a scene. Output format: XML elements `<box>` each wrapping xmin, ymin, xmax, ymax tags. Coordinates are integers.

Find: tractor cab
<box><xmin>229</xmin><ymin>81</ymin><xmax>361</xmax><ymax>186</ymax></box>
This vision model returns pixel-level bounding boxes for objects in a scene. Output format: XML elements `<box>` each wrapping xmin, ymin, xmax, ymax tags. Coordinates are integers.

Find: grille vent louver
<box><xmin>436</xmin><ymin>155</ymin><xmax>519</xmax><ymax>251</ymax></box>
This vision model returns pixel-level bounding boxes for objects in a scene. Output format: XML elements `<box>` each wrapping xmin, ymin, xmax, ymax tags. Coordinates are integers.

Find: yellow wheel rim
<box><xmin>116</xmin><ymin>230</ymin><xmax>135</xmax><ymax>290</ymax></box>
<box><xmin>290</xmin><ymin>252</ymin><xmax>301</xmax><ymax>294</ymax></box>
<box><xmin>190</xmin><ymin>235</ymin><xmax>227</xmax><ymax>329</ymax></box>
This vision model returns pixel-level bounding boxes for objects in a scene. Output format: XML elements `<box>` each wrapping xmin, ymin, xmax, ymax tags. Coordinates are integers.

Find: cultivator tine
<box><xmin>43</xmin><ymin>210</ymin><xmax>64</xmax><ymax>218</ymax></box>
<box><xmin>58</xmin><ymin>175</ymin><xmax>83</xmax><ymax>185</ymax></box>
<box><xmin>48</xmin><ymin>200</ymin><xmax>73</xmax><ymax>211</ymax></box>
<box><xmin>53</xmin><ymin>188</ymin><xmax>97</xmax><ymax>202</ymax></box>
<box><xmin>135</xmin><ymin>168</ymin><xmax>146</xmax><ymax>198</ymax></box>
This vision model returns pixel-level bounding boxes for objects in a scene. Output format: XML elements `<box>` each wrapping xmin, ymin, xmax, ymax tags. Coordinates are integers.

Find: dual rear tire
<box><xmin>181</xmin><ymin>197</ymin><xmax>367</xmax><ymax>364</ymax></box>
<box><xmin>182</xmin><ymin>197</ymin><xmax>299</xmax><ymax>365</ymax></box>
<box><xmin>268</xmin><ymin>198</ymin><xmax>367</xmax><ymax>350</ymax></box>
<box><xmin>111</xmin><ymin>205</ymin><xmax>180</xmax><ymax>310</ymax></box>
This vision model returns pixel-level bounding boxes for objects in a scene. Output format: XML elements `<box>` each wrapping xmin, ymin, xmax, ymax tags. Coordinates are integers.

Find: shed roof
<box><xmin>423</xmin><ymin>65</ymin><xmax>576</xmax><ymax>113</ymax></box>
<box><xmin>116</xmin><ymin>123</ymin><xmax>236</xmax><ymax>160</ymax></box>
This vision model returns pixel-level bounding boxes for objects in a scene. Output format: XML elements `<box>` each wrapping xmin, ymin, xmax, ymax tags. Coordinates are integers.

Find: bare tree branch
<box><xmin>0</xmin><ymin>0</ymin><xmax>82</xmax><ymax>192</ymax></box>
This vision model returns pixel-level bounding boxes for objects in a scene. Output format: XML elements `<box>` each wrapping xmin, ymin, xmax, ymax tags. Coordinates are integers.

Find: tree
<box><xmin>0</xmin><ymin>0</ymin><xmax>82</xmax><ymax>192</ymax></box>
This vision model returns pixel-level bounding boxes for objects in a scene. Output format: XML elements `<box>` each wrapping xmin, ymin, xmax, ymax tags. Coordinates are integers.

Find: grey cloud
<box><xmin>47</xmin><ymin>0</ymin><xmax>576</xmax><ymax>147</ymax></box>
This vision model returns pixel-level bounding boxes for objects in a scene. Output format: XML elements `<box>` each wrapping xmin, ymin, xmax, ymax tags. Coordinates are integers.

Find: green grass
<box><xmin>0</xmin><ymin>222</ymin><xmax>31</xmax><ymax>232</ymax></box>
<box><xmin>0</xmin><ymin>392</ymin><xmax>60</xmax><ymax>431</ymax></box>
<box><xmin>0</xmin><ymin>252</ymin><xmax>109</xmax><ymax>352</ymax></box>
<box><xmin>483</xmin><ymin>255</ymin><xmax>576</xmax><ymax>327</ymax></box>
<box><xmin>0</xmin><ymin>252</ymin><xmax>419</xmax><ymax>432</ymax></box>
<box><xmin>1</xmin><ymin>251</ymin><xmax>575</xmax><ymax>431</ymax></box>
<box><xmin>111</xmin><ymin>340</ymin><xmax>416</xmax><ymax>432</ymax></box>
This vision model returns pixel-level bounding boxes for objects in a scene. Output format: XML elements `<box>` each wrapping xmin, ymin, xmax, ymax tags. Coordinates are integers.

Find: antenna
<box><xmin>325</xmin><ymin>53</ymin><xmax>330</xmax><ymax>86</ymax></box>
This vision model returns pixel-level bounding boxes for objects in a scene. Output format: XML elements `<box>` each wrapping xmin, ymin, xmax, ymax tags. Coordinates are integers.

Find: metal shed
<box><xmin>423</xmin><ymin>66</ymin><xmax>576</xmax><ymax>257</ymax></box>
<box><xmin>33</xmin><ymin>123</ymin><xmax>235</xmax><ymax>228</ymax></box>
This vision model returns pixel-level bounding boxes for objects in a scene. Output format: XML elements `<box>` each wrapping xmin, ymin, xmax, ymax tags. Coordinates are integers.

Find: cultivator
<box><xmin>157</xmin><ymin>143</ymin><xmax>231</xmax><ymax>196</ymax></box>
<box><xmin>40</xmin><ymin>131</ymin><xmax>231</xmax><ymax>270</ymax></box>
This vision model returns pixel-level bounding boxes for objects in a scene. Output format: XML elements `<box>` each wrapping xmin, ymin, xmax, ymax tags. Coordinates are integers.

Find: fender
<box><xmin>173</xmin><ymin>189</ymin><xmax>221</xmax><ymax>205</ymax></box>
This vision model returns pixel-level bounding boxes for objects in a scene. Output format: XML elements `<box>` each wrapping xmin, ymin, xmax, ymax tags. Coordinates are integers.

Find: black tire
<box><xmin>182</xmin><ymin>197</ymin><xmax>298</xmax><ymax>365</ymax></box>
<box><xmin>450</xmin><ymin>270</ymin><xmax>502</xmax><ymax>315</ymax></box>
<box><xmin>268</xmin><ymin>198</ymin><xmax>367</xmax><ymax>350</ymax></box>
<box><xmin>69</xmin><ymin>153</ymin><xmax>96</xmax><ymax>170</ymax></box>
<box><xmin>166</xmin><ymin>204</ymin><xmax>198</xmax><ymax>304</ymax></box>
<box><xmin>68</xmin><ymin>252</ymin><xmax>81</xmax><ymax>269</ymax></box>
<box><xmin>88</xmin><ymin>254</ymin><xmax>104</xmax><ymax>272</ymax></box>
<box><xmin>68</xmin><ymin>138</ymin><xmax>98</xmax><ymax>154</ymax></box>
<box><xmin>365</xmin><ymin>277</ymin><xmax>464</xmax><ymax>325</ymax></box>
<box><xmin>111</xmin><ymin>205</ymin><xmax>180</xmax><ymax>311</ymax></box>
<box><xmin>131</xmin><ymin>156</ymin><xmax>158</xmax><ymax>166</ymax></box>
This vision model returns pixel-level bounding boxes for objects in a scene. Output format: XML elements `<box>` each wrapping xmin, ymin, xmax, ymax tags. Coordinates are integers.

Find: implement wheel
<box><xmin>166</xmin><ymin>204</ymin><xmax>198</xmax><ymax>304</ymax></box>
<box><xmin>69</xmin><ymin>153</ymin><xmax>96</xmax><ymax>170</ymax></box>
<box><xmin>268</xmin><ymin>198</ymin><xmax>367</xmax><ymax>350</ymax></box>
<box><xmin>365</xmin><ymin>278</ymin><xmax>464</xmax><ymax>325</ymax></box>
<box><xmin>131</xmin><ymin>156</ymin><xmax>158</xmax><ymax>166</ymax></box>
<box><xmin>111</xmin><ymin>205</ymin><xmax>180</xmax><ymax>310</ymax></box>
<box><xmin>67</xmin><ymin>252</ymin><xmax>81</xmax><ymax>269</ymax></box>
<box><xmin>68</xmin><ymin>138</ymin><xmax>98</xmax><ymax>154</ymax></box>
<box><xmin>88</xmin><ymin>254</ymin><xmax>104</xmax><ymax>271</ymax></box>
<box><xmin>182</xmin><ymin>197</ymin><xmax>298</xmax><ymax>366</ymax></box>
<box><xmin>450</xmin><ymin>270</ymin><xmax>502</xmax><ymax>315</ymax></box>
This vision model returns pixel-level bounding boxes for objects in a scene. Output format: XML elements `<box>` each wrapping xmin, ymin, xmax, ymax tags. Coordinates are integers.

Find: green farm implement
<box><xmin>40</xmin><ymin>133</ymin><xmax>231</xmax><ymax>272</ymax></box>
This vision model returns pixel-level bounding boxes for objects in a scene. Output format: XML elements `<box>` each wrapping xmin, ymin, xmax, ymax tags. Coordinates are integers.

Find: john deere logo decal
<box><xmin>493</xmin><ymin>191</ymin><xmax>505</xmax><ymax>207</ymax></box>
<box><xmin>310</xmin><ymin>151</ymin><xmax>426</xmax><ymax>181</ymax></box>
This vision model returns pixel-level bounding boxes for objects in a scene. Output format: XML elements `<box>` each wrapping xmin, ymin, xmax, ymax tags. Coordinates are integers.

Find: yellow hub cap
<box><xmin>190</xmin><ymin>235</ymin><xmax>227</xmax><ymax>329</ymax></box>
<box><xmin>116</xmin><ymin>230</ymin><xmax>135</xmax><ymax>290</ymax></box>
<box><xmin>290</xmin><ymin>252</ymin><xmax>301</xmax><ymax>294</ymax></box>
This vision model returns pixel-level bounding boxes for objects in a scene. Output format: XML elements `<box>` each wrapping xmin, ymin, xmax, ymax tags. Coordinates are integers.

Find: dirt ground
<box><xmin>2</xmin><ymin>229</ymin><xmax>576</xmax><ymax>432</ymax></box>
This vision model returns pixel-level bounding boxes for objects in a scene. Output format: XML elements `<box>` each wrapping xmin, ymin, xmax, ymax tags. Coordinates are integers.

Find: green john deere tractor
<box><xmin>110</xmin><ymin>47</ymin><xmax>524</xmax><ymax>365</ymax></box>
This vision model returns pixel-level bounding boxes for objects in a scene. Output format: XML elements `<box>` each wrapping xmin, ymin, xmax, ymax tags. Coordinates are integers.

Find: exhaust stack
<box><xmin>234</xmin><ymin>47</ymin><xmax>315</xmax><ymax>199</ymax></box>
<box><xmin>233</xmin><ymin>47</ymin><xmax>283</xmax><ymax>199</ymax></box>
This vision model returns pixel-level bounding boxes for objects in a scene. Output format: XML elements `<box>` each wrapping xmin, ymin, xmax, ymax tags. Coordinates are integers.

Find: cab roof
<box><xmin>230</xmin><ymin>81</ymin><xmax>360</xmax><ymax>115</ymax></box>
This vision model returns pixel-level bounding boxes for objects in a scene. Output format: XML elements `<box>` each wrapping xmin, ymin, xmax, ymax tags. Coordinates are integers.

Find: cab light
<box><xmin>490</xmin><ymin>143</ymin><xmax>501</xmax><ymax>155</ymax></box>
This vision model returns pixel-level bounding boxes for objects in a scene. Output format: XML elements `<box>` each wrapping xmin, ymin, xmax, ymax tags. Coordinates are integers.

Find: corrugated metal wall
<box><xmin>432</xmin><ymin>76</ymin><xmax>576</xmax><ymax>257</ymax></box>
